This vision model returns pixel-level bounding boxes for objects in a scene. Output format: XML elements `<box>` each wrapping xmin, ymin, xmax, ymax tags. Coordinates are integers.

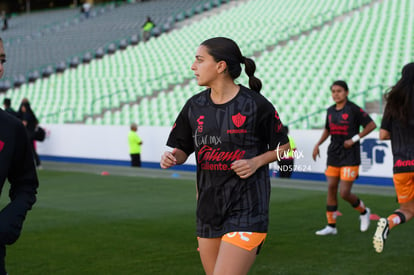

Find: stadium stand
<box><xmin>116</xmin><ymin>0</ymin><xmax>411</xmax><ymax>128</ymax></box>
<box><xmin>0</xmin><ymin>0</ymin><xmax>217</xmax><ymax>82</ymax></box>
<box><xmin>0</xmin><ymin>0</ymin><xmax>412</xmax><ymax>129</ymax></box>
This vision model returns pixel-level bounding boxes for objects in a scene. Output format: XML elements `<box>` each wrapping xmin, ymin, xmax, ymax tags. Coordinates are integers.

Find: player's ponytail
<box><xmin>201</xmin><ymin>37</ymin><xmax>262</xmax><ymax>93</ymax></box>
<box><xmin>243</xmin><ymin>56</ymin><xmax>262</xmax><ymax>93</ymax></box>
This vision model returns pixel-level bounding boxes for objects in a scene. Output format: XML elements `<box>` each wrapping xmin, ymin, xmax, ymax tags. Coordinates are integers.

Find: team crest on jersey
<box><xmin>232</xmin><ymin>113</ymin><xmax>246</xmax><ymax>128</ymax></box>
<box><xmin>342</xmin><ymin>113</ymin><xmax>349</xmax><ymax>120</ymax></box>
<box><xmin>0</xmin><ymin>140</ymin><xmax>4</xmax><ymax>152</ymax></box>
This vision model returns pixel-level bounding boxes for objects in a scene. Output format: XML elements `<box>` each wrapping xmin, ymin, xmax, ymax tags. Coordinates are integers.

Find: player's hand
<box><xmin>231</xmin><ymin>159</ymin><xmax>257</xmax><ymax>179</ymax></box>
<box><xmin>344</xmin><ymin>139</ymin><xmax>354</xmax><ymax>149</ymax></box>
<box><xmin>312</xmin><ymin>145</ymin><xmax>320</xmax><ymax>161</ymax></box>
<box><xmin>160</xmin><ymin>148</ymin><xmax>177</xmax><ymax>169</ymax></box>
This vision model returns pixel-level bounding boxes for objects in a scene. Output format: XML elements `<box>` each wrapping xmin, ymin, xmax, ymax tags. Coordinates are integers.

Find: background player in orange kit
<box><xmin>313</xmin><ymin>80</ymin><xmax>376</xmax><ymax>235</ymax></box>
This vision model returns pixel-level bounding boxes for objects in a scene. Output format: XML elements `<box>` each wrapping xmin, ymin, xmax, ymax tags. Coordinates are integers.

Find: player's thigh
<box><xmin>213</xmin><ymin>232</ymin><xmax>265</xmax><ymax>274</ymax></box>
<box><xmin>198</xmin><ymin>237</ymin><xmax>221</xmax><ymax>275</ymax></box>
<box><xmin>339</xmin><ymin>179</ymin><xmax>354</xmax><ymax>195</ymax></box>
<box><xmin>214</xmin><ymin>241</ymin><xmax>258</xmax><ymax>275</ymax></box>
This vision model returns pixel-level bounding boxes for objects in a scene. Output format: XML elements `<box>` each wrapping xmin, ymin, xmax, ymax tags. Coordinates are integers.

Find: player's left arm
<box><xmin>344</xmin><ymin>121</ymin><xmax>376</xmax><ymax>148</ymax></box>
<box><xmin>344</xmin><ymin>106</ymin><xmax>377</xmax><ymax>148</ymax></box>
<box><xmin>359</xmin><ymin>120</ymin><xmax>377</xmax><ymax>138</ymax></box>
<box><xmin>379</xmin><ymin>113</ymin><xmax>391</xmax><ymax>140</ymax></box>
<box><xmin>232</xmin><ymin>142</ymin><xmax>290</xmax><ymax>179</ymax></box>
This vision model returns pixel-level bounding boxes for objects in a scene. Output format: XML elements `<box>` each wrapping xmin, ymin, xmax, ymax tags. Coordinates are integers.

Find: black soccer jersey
<box><xmin>167</xmin><ymin>85</ymin><xmax>288</xmax><ymax>238</ymax></box>
<box><xmin>381</xmin><ymin>114</ymin><xmax>414</xmax><ymax>174</ymax></box>
<box><xmin>325</xmin><ymin>100</ymin><xmax>373</xmax><ymax>167</ymax></box>
<box><xmin>0</xmin><ymin>110</ymin><xmax>38</xmax><ymax>245</ymax></box>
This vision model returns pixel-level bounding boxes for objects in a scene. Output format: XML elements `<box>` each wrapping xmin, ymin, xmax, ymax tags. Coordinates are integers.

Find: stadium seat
<box><xmin>42</xmin><ymin>66</ymin><xmax>55</xmax><ymax>78</ymax></box>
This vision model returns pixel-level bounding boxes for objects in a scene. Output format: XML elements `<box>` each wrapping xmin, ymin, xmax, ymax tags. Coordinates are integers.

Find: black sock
<box><xmin>394</xmin><ymin>211</ymin><xmax>406</xmax><ymax>224</ymax></box>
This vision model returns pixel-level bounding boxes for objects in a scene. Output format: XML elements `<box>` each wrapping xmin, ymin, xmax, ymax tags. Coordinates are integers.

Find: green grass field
<box><xmin>3</xmin><ymin>167</ymin><xmax>413</xmax><ymax>274</ymax></box>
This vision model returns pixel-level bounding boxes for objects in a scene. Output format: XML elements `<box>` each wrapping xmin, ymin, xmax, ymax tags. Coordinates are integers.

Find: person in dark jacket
<box><xmin>0</xmin><ymin>37</ymin><xmax>38</xmax><ymax>275</ymax></box>
<box><xmin>2</xmin><ymin>98</ymin><xmax>18</xmax><ymax>117</ymax></box>
<box><xmin>18</xmin><ymin>100</ymin><xmax>42</xmax><ymax>167</ymax></box>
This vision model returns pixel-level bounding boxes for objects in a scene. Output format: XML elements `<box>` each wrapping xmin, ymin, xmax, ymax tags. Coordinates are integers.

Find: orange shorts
<box><xmin>325</xmin><ymin>166</ymin><xmax>359</xmax><ymax>181</ymax></box>
<box><xmin>393</xmin><ymin>172</ymin><xmax>414</xmax><ymax>203</ymax></box>
<box><xmin>221</xmin><ymin>232</ymin><xmax>267</xmax><ymax>252</ymax></box>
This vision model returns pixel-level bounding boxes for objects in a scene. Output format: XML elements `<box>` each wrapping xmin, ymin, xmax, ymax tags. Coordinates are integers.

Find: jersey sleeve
<box><xmin>380</xmin><ymin>114</ymin><xmax>392</xmax><ymax>132</ymax></box>
<box><xmin>258</xmin><ymin>102</ymin><xmax>289</xmax><ymax>150</ymax></box>
<box><xmin>166</xmin><ymin>101</ymin><xmax>194</xmax><ymax>156</ymax></box>
<box><xmin>325</xmin><ymin>110</ymin><xmax>330</xmax><ymax>130</ymax></box>
<box><xmin>355</xmin><ymin>105</ymin><xmax>373</xmax><ymax>127</ymax></box>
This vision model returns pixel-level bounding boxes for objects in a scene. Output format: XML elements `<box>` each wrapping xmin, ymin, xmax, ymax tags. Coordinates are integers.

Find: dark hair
<box><xmin>200</xmin><ymin>37</ymin><xmax>262</xmax><ymax>93</ymax></box>
<box><xmin>3</xmin><ymin>97</ymin><xmax>10</xmax><ymax>107</ymax></box>
<box><xmin>330</xmin><ymin>80</ymin><xmax>349</xmax><ymax>91</ymax></box>
<box><xmin>384</xmin><ymin>62</ymin><xmax>414</xmax><ymax>125</ymax></box>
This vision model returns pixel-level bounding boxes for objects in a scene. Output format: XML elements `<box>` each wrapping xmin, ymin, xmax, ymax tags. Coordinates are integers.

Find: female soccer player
<box><xmin>160</xmin><ymin>37</ymin><xmax>289</xmax><ymax>275</ymax></box>
<box><xmin>312</xmin><ymin>80</ymin><xmax>376</xmax><ymax>235</ymax></box>
<box><xmin>373</xmin><ymin>62</ymin><xmax>414</xmax><ymax>253</ymax></box>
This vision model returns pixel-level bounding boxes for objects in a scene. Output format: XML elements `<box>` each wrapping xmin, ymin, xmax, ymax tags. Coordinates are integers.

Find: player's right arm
<box><xmin>160</xmin><ymin>148</ymin><xmax>188</xmax><ymax>169</ymax></box>
<box><xmin>379</xmin><ymin>115</ymin><xmax>391</xmax><ymax>140</ymax></box>
<box><xmin>312</xmin><ymin>128</ymin><xmax>330</xmax><ymax>161</ymax></box>
<box><xmin>379</xmin><ymin>129</ymin><xmax>390</xmax><ymax>140</ymax></box>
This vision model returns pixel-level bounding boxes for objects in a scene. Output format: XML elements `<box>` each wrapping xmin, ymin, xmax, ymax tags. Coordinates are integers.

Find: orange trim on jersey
<box><xmin>222</xmin><ymin>232</ymin><xmax>267</xmax><ymax>251</ymax></box>
<box><xmin>393</xmin><ymin>172</ymin><xmax>414</xmax><ymax>203</ymax></box>
<box><xmin>325</xmin><ymin>166</ymin><xmax>359</xmax><ymax>181</ymax></box>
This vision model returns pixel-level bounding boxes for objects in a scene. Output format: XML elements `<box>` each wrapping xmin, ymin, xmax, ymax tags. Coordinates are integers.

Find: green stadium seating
<box><xmin>1</xmin><ymin>0</ymin><xmax>412</xmax><ymax>130</ymax></box>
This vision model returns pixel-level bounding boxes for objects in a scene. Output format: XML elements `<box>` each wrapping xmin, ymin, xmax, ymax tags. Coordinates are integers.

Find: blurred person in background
<box><xmin>141</xmin><ymin>16</ymin><xmax>155</xmax><ymax>41</ymax></box>
<box><xmin>0</xmin><ymin>37</ymin><xmax>38</xmax><ymax>275</ymax></box>
<box><xmin>2</xmin><ymin>98</ymin><xmax>17</xmax><ymax>117</ymax></box>
<box><xmin>313</xmin><ymin>80</ymin><xmax>376</xmax><ymax>236</ymax></box>
<box><xmin>81</xmin><ymin>1</ymin><xmax>92</xmax><ymax>18</ymax></box>
<box><xmin>128</xmin><ymin>122</ymin><xmax>143</xmax><ymax>167</ymax></box>
<box><xmin>1</xmin><ymin>11</ymin><xmax>7</xmax><ymax>31</ymax></box>
<box><xmin>18</xmin><ymin>100</ymin><xmax>42</xmax><ymax>168</ymax></box>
